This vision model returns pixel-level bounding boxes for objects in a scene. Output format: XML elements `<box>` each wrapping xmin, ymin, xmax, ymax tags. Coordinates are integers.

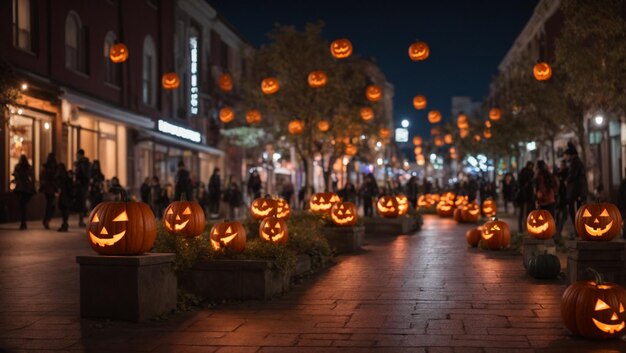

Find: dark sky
<box><xmin>209</xmin><ymin>0</ymin><xmax>539</xmax><ymax>139</ymax></box>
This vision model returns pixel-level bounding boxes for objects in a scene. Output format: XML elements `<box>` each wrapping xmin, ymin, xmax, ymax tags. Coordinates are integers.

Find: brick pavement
<box><xmin>1</xmin><ymin>215</ymin><xmax>625</xmax><ymax>352</ymax></box>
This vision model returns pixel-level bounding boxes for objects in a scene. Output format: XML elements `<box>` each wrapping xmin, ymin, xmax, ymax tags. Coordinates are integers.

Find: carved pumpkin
<box><xmin>428</xmin><ymin>110</ymin><xmax>442</xmax><ymax>124</ymax></box>
<box><xmin>483</xmin><ymin>129</ymin><xmax>492</xmax><ymax>139</ymax></box>
<box><xmin>466</xmin><ymin>226</ymin><xmax>483</xmax><ymax>247</ymax></box>
<box><xmin>161</xmin><ymin>72</ymin><xmax>180</xmax><ymax>90</ymax></box>
<box><xmin>485</xmin><ymin>120</ymin><xmax>492</xmax><ymax>128</ymax></box>
<box><xmin>457</xmin><ymin>114</ymin><xmax>469</xmax><ymax>129</ymax></box>
<box><xmin>219</xmin><ymin>107</ymin><xmax>235</xmax><ymax>123</ymax></box>
<box><xmin>246</xmin><ymin>109</ymin><xmax>262</xmax><ymax>125</ymax></box>
<box><xmin>444</xmin><ymin>134</ymin><xmax>453</xmax><ymax>145</ymax></box>
<box><xmin>414</xmin><ymin>146</ymin><xmax>422</xmax><ymax>155</ymax></box>
<box><xmin>317</xmin><ymin>119</ymin><xmax>330</xmax><ymax>132</ymax></box>
<box><xmin>395</xmin><ymin>194</ymin><xmax>409</xmax><ymax>216</ymax></box>
<box><xmin>436</xmin><ymin>200</ymin><xmax>455</xmax><ymax>218</ymax></box>
<box><xmin>413</xmin><ymin>136</ymin><xmax>423</xmax><ymax>146</ymax></box>
<box><xmin>377</xmin><ymin>196</ymin><xmax>400</xmax><ymax>218</ymax></box>
<box><xmin>434</xmin><ymin>137</ymin><xmax>444</xmax><ymax>147</ymax></box>
<box><xmin>310</xmin><ymin>192</ymin><xmax>341</xmax><ymax>213</ymax></box>
<box><xmin>360</xmin><ymin>107</ymin><xmax>374</xmax><ymax>121</ymax></box>
<box><xmin>482</xmin><ymin>198</ymin><xmax>496</xmax><ymax>217</ymax></box>
<box><xmin>575</xmin><ymin>203</ymin><xmax>622</xmax><ymax>241</ymax></box>
<box><xmin>379</xmin><ymin>127</ymin><xmax>391</xmax><ymax>139</ymax></box>
<box><xmin>489</xmin><ymin>108</ymin><xmax>501</xmax><ymax>121</ymax></box>
<box><xmin>330</xmin><ymin>38</ymin><xmax>353</xmax><ymax>59</ymax></box>
<box><xmin>527</xmin><ymin>252</ymin><xmax>561</xmax><ymax>280</ymax></box>
<box><xmin>408</xmin><ymin>41</ymin><xmax>429</xmax><ymax>61</ymax></box>
<box><xmin>330</xmin><ymin>202</ymin><xmax>358</xmax><ymax>226</ymax></box>
<box><xmin>527</xmin><ymin>210</ymin><xmax>556</xmax><ymax>239</ymax></box>
<box><xmin>345</xmin><ymin>144</ymin><xmax>358</xmax><ymax>156</ymax></box>
<box><xmin>459</xmin><ymin>128</ymin><xmax>469</xmax><ymax>139</ymax></box>
<box><xmin>462</xmin><ymin>202</ymin><xmax>481</xmax><ymax>223</ymax></box>
<box><xmin>533</xmin><ymin>62</ymin><xmax>552</xmax><ymax>81</ymax></box>
<box><xmin>366</xmin><ymin>85</ymin><xmax>382</xmax><ymax>102</ymax></box>
<box><xmin>308</xmin><ymin>70</ymin><xmax>327</xmax><ymax>88</ymax></box>
<box><xmin>261</xmin><ymin>77</ymin><xmax>280</xmax><ymax>94</ymax></box>
<box><xmin>274</xmin><ymin>197</ymin><xmax>291</xmax><ymax>220</ymax></box>
<box><xmin>473</xmin><ymin>134</ymin><xmax>481</xmax><ymax>142</ymax></box>
<box><xmin>86</xmin><ymin>189</ymin><xmax>156</xmax><ymax>255</ymax></box>
<box><xmin>109</xmin><ymin>43</ymin><xmax>129</xmax><ymax>63</ymax></box>
<box><xmin>210</xmin><ymin>220</ymin><xmax>246</xmax><ymax>252</ymax></box>
<box><xmin>413</xmin><ymin>95</ymin><xmax>427</xmax><ymax>110</ymax></box>
<box><xmin>454</xmin><ymin>195</ymin><xmax>468</xmax><ymax>207</ymax></box>
<box><xmin>163</xmin><ymin>199</ymin><xmax>205</xmax><ymax>237</ymax></box>
<box><xmin>453</xmin><ymin>207</ymin><xmax>464</xmax><ymax>222</ymax></box>
<box><xmin>259</xmin><ymin>217</ymin><xmax>288</xmax><ymax>244</ymax></box>
<box><xmin>250</xmin><ymin>195</ymin><xmax>279</xmax><ymax>220</ymax></box>
<box><xmin>218</xmin><ymin>73</ymin><xmax>233</xmax><ymax>92</ymax></box>
<box><xmin>562</xmin><ymin>268</ymin><xmax>626</xmax><ymax>339</ymax></box>
<box><xmin>288</xmin><ymin>120</ymin><xmax>304</xmax><ymax>135</ymax></box>
<box><xmin>481</xmin><ymin>218</ymin><xmax>510</xmax><ymax>250</ymax></box>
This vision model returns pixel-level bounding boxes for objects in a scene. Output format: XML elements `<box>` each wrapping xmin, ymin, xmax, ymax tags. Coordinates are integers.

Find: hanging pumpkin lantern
<box><xmin>413</xmin><ymin>95</ymin><xmax>427</xmax><ymax>110</ymax></box>
<box><xmin>288</xmin><ymin>120</ymin><xmax>304</xmax><ymax>135</ymax></box>
<box><xmin>308</xmin><ymin>70</ymin><xmax>327</xmax><ymax>88</ymax></box>
<box><xmin>330</xmin><ymin>202</ymin><xmax>358</xmax><ymax>226</ymax></box>
<box><xmin>561</xmin><ymin>268</ymin><xmax>626</xmax><ymax>339</ymax></box>
<box><xmin>379</xmin><ymin>127</ymin><xmax>391</xmax><ymax>139</ymax></box>
<box><xmin>461</xmin><ymin>202</ymin><xmax>481</xmax><ymax>223</ymax></box>
<box><xmin>473</xmin><ymin>134</ymin><xmax>481</xmax><ymax>142</ymax></box>
<box><xmin>261</xmin><ymin>77</ymin><xmax>280</xmax><ymax>94</ymax></box>
<box><xmin>459</xmin><ymin>128</ymin><xmax>469</xmax><ymax>139</ymax></box>
<box><xmin>413</xmin><ymin>136</ymin><xmax>423</xmax><ymax>146</ymax></box>
<box><xmin>395</xmin><ymin>194</ymin><xmax>409</xmax><ymax>216</ymax></box>
<box><xmin>274</xmin><ymin>197</ymin><xmax>291</xmax><ymax>220</ymax></box>
<box><xmin>481</xmin><ymin>218</ymin><xmax>510</xmax><ymax>250</ymax></box>
<box><xmin>86</xmin><ymin>188</ymin><xmax>156</xmax><ymax>255</ymax></box>
<box><xmin>309</xmin><ymin>192</ymin><xmax>341</xmax><ymax>213</ymax></box>
<box><xmin>457</xmin><ymin>114</ymin><xmax>469</xmax><ymax>129</ymax></box>
<box><xmin>109</xmin><ymin>43</ymin><xmax>129</xmax><ymax>63</ymax></box>
<box><xmin>250</xmin><ymin>195</ymin><xmax>278</xmax><ymax>220</ymax></box>
<box><xmin>533</xmin><ymin>62</ymin><xmax>552</xmax><ymax>81</ymax></box>
<box><xmin>163</xmin><ymin>198</ymin><xmax>206</xmax><ymax>237</ymax></box>
<box><xmin>428</xmin><ymin>110</ymin><xmax>442</xmax><ymax>124</ymax></box>
<box><xmin>436</xmin><ymin>200</ymin><xmax>455</xmax><ymax>218</ymax></box>
<box><xmin>317</xmin><ymin>119</ymin><xmax>330</xmax><ymax>132</ymax></box>
<box><xmin>431</xmin><ymin>127</ymin><xmax>440</xmax><ymax>136</ymax></box>
<box><xmin>466</xmin><ymin>226</ymin><xmax>483</xmax><ymax>247</ymax></box>
<box><xmin>416</xmin><ymin>154</ymin><xmax>425</xmax><ymax>166</ymax></box>
<box><xmin>161</xmin><ymin>72</ymin><xmax>180</xmax><ymax>90</ymax></box>
<box><xmin>575</xmin><ymin>203</ymin><xmax>622</xmax><ymax>241</ymax></box>
<box><xmin>489</xmin><ymin>108</ymin><xmax>501</xmax><ymax>121</ymax></box>
<box><xmin>527</xmin><ymin>210</ymin><xmax>556</xmax><ymax>239</ymax></box>
<box><xmin>434</xmin><ymin>136</ymin><xmax>444</xmax><ymax>147</ymax></box>
<box><xmin>482</xmin><ymin>198</ymin><xmax>497</xmax><ymax>217</ymax></box>
<box><xmin>259</xmin><ymin>217</ymin><xmax>288</xmax><ymax>244</ymax></box>
<box><xmin>483</xmin><ymin>129</ymin><xmax>492</xmax><ymax>139</ymax></box>
<box><xmin>330</xmin><ymin>38</ymin><xmax>353</xmax><ymax>59</ymax></box>
<box><xmin>527</xmin><ymin>252</ymin><xmax>561</xmax><ymax>280</ymax></box>
<box><xmin>444</xmin><ymin>134</ymin><xmax>453</xmax><ymax>145</ymax></box>
<box><xmin>246</xmin><ymin>109</ymin><xmax>262</xmax><ymax>125</ymax></box>
<box><xmin>210</xmin><ymin>220</ymin><xmax>246</xmax><ymax>252</ymax></box>
<box><xmin>377</xmin><ymin>196</ymin><xmax>400</xmax><ymax>218</ymax></box>
<box><xmin>366</xmin><ymin>85</ymin><xmax>382</xmax><ymax>102</ymax></box>
<box><xmin>408</xmin><ymin>41</ymin><xmax>429</xmax><ymax>61</ymax></box>
<box><xmin>345</xmin><ymin>144</ymin><xmax>358</xmax><ymax>156</ymax></box>
<box><xmin>360</xmin><ymin>107</ymin><xmax>374</xmax><ymax>121</ymax></box>
<box><xmin>414</xmin><ymin>146</ymin><xmax>422</xmax><ymax>155</ymax></box>
<box><xmin>218</xmin><ymin>73</ymin><xmax>233</xmax><ymax>92</ymax></box>
<box><xmin>485</xmin><ymin>120</ymin><xmax>492</xmax><ymax>128</ymax></box>
<box><xmin>219</xmin><ymin>106</ymin><xmax>234</xmax><ymax>123</ymax></box>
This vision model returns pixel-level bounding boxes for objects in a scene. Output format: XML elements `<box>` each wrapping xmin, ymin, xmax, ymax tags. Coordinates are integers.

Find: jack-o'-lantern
<box><xmin>417</xmin><ymin>195</ymin><xmax>436</xmax><ymax>209</ymax></box>
<box><xmin>360</xmin><ymin>107</ymin><xmax>374</xmax><ymax>121</ymax></box>
<box><xmin>162</xmin><ymin>72</ymin><xmax>180</xmax><ymax>90</ymax></box>
<box><xmin>466</xmin><ymin>226</ymin><xmax>483</xmax><ymax>247</ymax></box>
<box><xmin>413</xmin><ymin>136</ymin><xmax>423</xmax><ymax>146</ymax></box>
<box><xmin>308</xmin><ymin>70</ymin><xmax>327</xmax><ymax>88</ymax></box>
<box><xmin>434</xmin><ymin>136</ymin><xmax>444</xmax><ymax>147</ymax></box>
<box><xmin>379</xmin><ymin>127</ymin><xmax>391</xmax><ymax>139</ymax></box>
<box><xmin>481</xmin><ymin>218</ymin><xmax>510</xmax><ymax>250</ymax></box>
<box><xmin>459</xmin><ymin>128</ymin><xmax>469</xmax><ymax>139</ymax></box>
<box><xmin>427</xmin><ymin>110</ymin><xmax>442</xmax><ymax>124</ymax></box>
<box><xmin>482</xmin><ymin>198</ymin><xmax>496</xmax><ymax>217</ymax></box>
<box><xmin>366</xmin><ymin>85</ymin><xmax>382</xmax><ymax>102</ymax></box>
<box><xmin>250</xmin><ymin>195</ymin><xmax>277</xmax><ymax>220</ymax></box>
<box><xmin>473</xmin><ymin>134</ymin><xmax>481</xmax><ymax>142</ymax></box>
<box><xmin>246</xmin><ymin>109</ymin><xmax>262</xmax><ymax>125</ymax></box>
<box><xmin>345</xmin><ymin>144</ymin><xmax>358</xmax><ymax>156</ymax></box>
<box><xmin>485</xmin><ymin>120</ymin><xmax>492</xmax><ymax>128</ymax></box>
<box><xmin>436</xmin><ymin>200</ymin><xmax>455</xmax><ymax>218</ymax></box>
<box><xmin>109</xmin><ymin>43</ymin><xmax>129</xmax><ymax>63</ymax></box>
<box><xmin>330</xmin><ymin>202</ymin><xmax>358</xmax><ymax>226</ymax></box>
<box><xmin>489</xmin><ymin>108</ymin><xmax>501</xmax><ymax>121</ymax></box>
<box><xmin>562</xmin><ymin>268</ymin><xmax>626</xmax><ymax>339</ymax></box>
<box><xmin>454</xmin><ymin>195</ymin><xmax>468</xmax><ymax>207</ymax></box>
<box><xmin>453</xmin><ymin>207</ymin><xmax>464</xmax><ymax>222</ymax></box>
<box><xmin>219</xmin><ymin>106</ymin><xmax>234</xmax><ymax>123</ymax></box>
<box><xmin>288</xmin><ymin>120</ymin><xmax>304</xmax><ymax>135</ymax></box>
<box><xmin>462</xmin><ymin>202</ymin><xmax>481</xmax><ymax>223</ymax></box>
<box><xmin>575</xmin><ymin>203</ymin><xmax>622</xmax><ymax>241</ymax></box>
<box><xmin>527</xmin><ymin>210</ymin><xmax>555</xmax><ymax>239</ymax></box>
<box><xmin>317</xmin><ymin>119</ymin><xmax>330</xmax><ymax>132</ymax></box>
<box><xmin>408</xmin><ymin>41</ymin><xmax>429</xmax><ymax>61</ymax></box>
<box><xmin>210</xmin><ymin>220</ymin><xmax>246</xmax><ymax>252</ymax></box>
<box><xmin>395</xmin><ymin>194</ymin><xmax>409</xmax><ymax>216</ymax></box>
<box><xmin>310</xmin><ymin>192</ymin><xmax>341</xmax><ymax>213</ymax></box>
<box><xmin>218</xmin><ymin>73</ymin><xmax>233</xmax><ymax>92</ymax></box>
<box><xmin>86</xmin><ymin>188</ymin><xmax>156</xmax><ymax>255</ymax></box>
<box><xmin>444</xmin><ymin>134</ymin><xmax>453</xmax><ymax>145</ymax></box>
<box><xmin>273</xmin><ymin>198</ymin><xmax>291</xmax><ymax>220</ymax></box>
<box><xmin>457</xmin><ymin>114</ymin><xmax>469</xmax><ymax>129</ymax></box>
<box><xmin>377</xmin><ymin>196</ymin><xmax>400</xmax><ymax>218</ymax></box>
<box><xmin>533</xmin><ymin>62</ymin><xmax>552</xmax><ymax>81</ymax></box>
<box><xmin>483</xmin><ymin>129</ymin><xmax>492</xmax><ymax>139</ymax></box>
<box><xmin>330</xmin><ymin>38</ymin><xmax>353</xmax><ymax>59</ymax></box>
<box><xmin>261</xmin><ymin>77</ymin><xmax>280</xmax><ymax>94</ymax></box>
<box><xmin>414</xmin><ymin>146</ymin><xmax>422</xmax><ymax>155</ymax></box>
<box><xmin>413</xmin><ymin>95</ymin><xmax>427</xmax><ymax>110</ymax></box>
<box><xmin>259</xmin><ymin>217</ymin><xmax>288</xmax><ymax>244</ymax></box>
<box><xmin>163</xmin><ymin>198</ymin><xmax>205</xmax><ymax>237</ymax></box>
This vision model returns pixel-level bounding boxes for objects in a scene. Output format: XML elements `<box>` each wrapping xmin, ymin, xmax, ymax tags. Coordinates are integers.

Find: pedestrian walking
<box><xmin>501</xmin><ymin>172</ymin><xmax>517</xmax><ymax>214</ymax></box>
<box><xmin>342</xmin><ymin>181</ymin><xmax>358</xmax><ymax>204</ymax></box>
<box><xmin>405</xmin><ymin>176</ymin><xmax>419</xmax><ymax>210</ymax></box>
<box><xmin>39</xmin><ymin>153</ymin><xmax>58</xmax><ymax>229</ymax></box>
<box><xmin>360</xmin><ymin>173</ymin><xmax>379</xmax><ymax>217</ymax></box>
<box><xmin>150</xmin><ymin>176</ymin><xmax>164</xmax><ymax>218</ymax></box>
<box><xmin>516</xmin><ymin>161</ymin><xmax>535</xmax><ymax>232</ymax></box>
<box><xmin>555</xmin><ymin>159</ymin><xmax>569</xmax><ymax>239</ymax></box>
<box><xmin>140</xmin><ymin>177</ymin><xmax>151</xmax><ymax>204</ymax></box>
<box><xmin>174</xmin><ymin>161</ymin><xmax>193</xmax><ymax>201</ymax></box>
<box><xmin>73</xmin><ymin>149</ymin><xmax>91</xmax><ymax>227</ymax></box>
<box><xmin>247</xmin><ymin>170</ymin><xmax>262</xmax><ymax>200</ymax></box>
<box><xmin>534</xmin><ymin>160</ymin><xmax>559</xmax><ymax>219</ymax></box>
<box><xmin>89</xmin><ymin>160</ymin><xmax>105</xmax><ymax>209</ymax></box>
<box><xmin>564</xmin><ymin>143</ymin><xmax>588</xmax><ymax>238</ymax></box>
<box><xmin>208</xmin><ymin>168</ymin><xmax>221</xmax><ymax>218</ymax></box>
<box><xmin>56</xmin><ymin>163</ymin><xmax>73</xmax><ymax>232</ymax></box>
<box><xmin>11</xmin><ymin>155</ymin><xmax>35</xmax><ymax>230</ymax></box>
<box><xmin>224</xmin><ymin>181</ymin><xmax>243</xmax><ymax>219</ymax></box>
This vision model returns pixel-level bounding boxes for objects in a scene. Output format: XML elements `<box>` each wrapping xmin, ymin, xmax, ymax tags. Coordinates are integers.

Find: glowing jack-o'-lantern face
<box><xmin>436</xmin><ymin>201</ymin><xmax>454</xmax><ymax>218</ymax></box>
<box><xmin>250</xmin><ymin>196</ymin><xmax>278</xmax><ymax>220</ymax></box>
<box><xmin>427</xmin><ymin>110</ymin><xmax>442</xmax><ymax>124</ymax></box>
<box><xmin>330</xmin><ymin>38</ymin><xmax>353</xmax><ymax>59</ymax></box>
<box><xmin>377</xmin><ymin>196</ymin><xmax>400</xmax><ymax>218</ymax></box>
<box><xmin>246</xmin><ymin>110</ymin><xmax>262</xmax><ymax>125</ymax></box>
<box><xmin>413</xmin><ymin>95</ymin><xmax>427</xmax><ymax>110</ymax></box>
<box><xmin>219</xmin><ymin>107</ymin><xmax>235</xmax><ymax>123</ymax></box>
<box><xmin>366</xmin><ymin>85</ymin><xmax>382</xmax><ymax>102</ymax></box>
<box><xmin>417</xmin><ymin>195</ymin><xmax>434</xmax><ymax>209</ymax></box>
<box><xmin>575</xmin><ymin>203</ymin><xmax>622</xmax><ymax>241</ymax></box>
<box><xmin>210</xmin><ymin>221</ymin><xmax>246</xmax><ymax>252</ymax></box>
<box><xmin>562</xmin><ymin>268</ymin><xmax>626</xmax><ymax>339</ymax></box>
<box><xmin>274</xmin><ymin>198</ymin><xmax>291</xmax><ymax>220</ymax></box>
<box><xmin>109</xmin><ymin>43</ymin><xmax>129</xmax><ymax>63</ymax></box>
<box><xmin>481</xmin><ymin>218</ymin><xmax>510</xmax><ymax>250</ymax></box>
<box><xmin>395</xmin><ymin>194</ymin><xmax>409</xmax><ymax>216</ymax></box>
<box><xmin>163</xmin><ymin>200</ymin><xmax>206</xmax><ymax>237</ymax></box>
<box><xmin>259</xmin><ymin>217</ymin><xmax>288</xmax><ymax>244</ymax></box>
<box><xmin>310</xmin><ymin>192</ymin><xmax>341</xmax><ymax>213</ymax></box>
<box><xmin>162</xmin><ymin>72</ymin><xmax>180</xmax><ymax>90</ymax></box>
<box><xmin>88</xmin><ymin>211</ymin><xmax>128</xmax><ymax>248</ymax></box>
<box><xmin>379</xmin><ymin>127</ymin><xmax>391</xmax><ymax>140</ymax></box>
<box><xmin>218</xmin><ymin>73</ymin><xmax>233</xmax><ymax>92</ymax></box>
<box><xmin>308</xmin><ymin>71</ymin><xmax>327</xmax><ymax>88</ymax></box>
<box><xmin>360</xmin><ymin>107</ymin><xmax>374</xmax><ymax>121</ymax></box>
<box><xmin>482</xmin><ymin>198</ymin><xmax>496</xmax><ymax>217</ymax></box>
<box><xmin>461</xmin><ymin>202</ymin><xmax>480</xmax><ymax>223</ymax></box>
<box><xmin>330</xmin><ymin>202</ymin><xmax>357</xmax><ymax>226</ymax></box>
<box><xmin>489</xmin><ymin>108</ymin><xmax>501</xmax><ymax>121</ymax></box>
<box><xmin>288</xmin><ymin>120</ymin><xmax>304</xmax><ymax>135</ymax></box>
<box><xmin>533</xmin><ymin>62</ymin><xmax>552</xmax><ymax>81</ymax></box>
<box><xmin>261</xmin><ymin>77</ymin><xmax>280</xmax><ymax>94</ymax></box>
<box><xmin>317</xmin><ymin>119</ymin><xmax>330</xmax><ymax>132</ymax></box>
<box><xmin>526</xmin><ymin>210</ymin><xmax>555</xmax><ymax>239</ymax></box>
<box><xmin>457</xmin><ymin>114</ymin><xmax>469</xmax><ymax>129</ymax></box>
<box><xmin>408</xmin><ymin>41</ymin><xmax>429</xmax><ymax>61</ymax></box>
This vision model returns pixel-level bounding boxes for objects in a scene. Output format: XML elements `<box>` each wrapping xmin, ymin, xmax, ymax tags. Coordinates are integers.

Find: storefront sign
<box><xmin>158</xmin><ymin>120</ymin><xmax>201</xmax><ymax>143</ymax></box>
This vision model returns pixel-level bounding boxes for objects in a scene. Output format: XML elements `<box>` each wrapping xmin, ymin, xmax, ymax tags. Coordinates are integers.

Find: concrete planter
<box><xmin>364</xmin><ymin>216</ymin><xmax>419</xmax><ymax>236</ymax></box>
<box><xmin>567</xmin><ymin>239</ymin><xmax>626</xmax><ymax>285</ymax></box>
<box><xmin>322</xmin><ymin>226</ymin><xmax>365</xmax><ymax>254</ymax></box>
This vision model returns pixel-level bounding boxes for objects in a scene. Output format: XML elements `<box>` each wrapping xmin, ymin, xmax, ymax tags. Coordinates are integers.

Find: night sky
<box><xmin>210</xmin><ymin>0</ymin><xmax>539</xmax><ymax>140</ymax></box>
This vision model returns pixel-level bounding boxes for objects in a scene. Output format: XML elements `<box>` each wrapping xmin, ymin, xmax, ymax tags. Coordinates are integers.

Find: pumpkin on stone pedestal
<box><xmin>461</xmin><ymin>202</ymin><xmax>481</xmax><ymax>223</ymax></box>
<box><xmin>436</xmin><ymin>200</ymin><xmax>455</xmax><ymax>218</ymax></box>
<box><xmin>377</xmin><ymin>196</ymin><xmax>400</xmax><ymax>218</ymax></box>
<box><xmin>310</xmin><ymin>192</ymin><xmax>341</xmax><ymax>214</ymax></box>
<box><xmin>527</xmin><ymin>210</ymin><xmax>556</xmax><ymax>240</ymax></box>
<box><xmin>481</xmin><ymin>218</ymin><xmax>510</xmax><ymax>250</ymax></box>
<box><xmin>259</xmin><ymin>217</ymin><xmax>288</xmax><ymax>245</ymax></box>
<box><xmin>330</xmin><ymin>202</ymin><xmax>358</xmax><ymax>226</ymax></box>
<box><xmin>163</xmin><ymin>198</ymin><xmax>205</xmax><ymax>237</ymax></box>
<box><xmin>210</xmin><ymin>220</ymin><xmax>246</xmax><ymax>252</ymax></box>
<box><xmin>575</xmin><ymin>203</ymin><xmax>622</xmax><ymax>241</ymax></box>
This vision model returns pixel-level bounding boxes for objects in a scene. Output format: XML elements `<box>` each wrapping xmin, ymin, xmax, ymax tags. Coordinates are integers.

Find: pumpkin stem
<box><xmin>586</xmin><ymin>267</ymin><xmax>604</xmax><ymax>285</ymax></box>
<box><xmin>109</xmin><ymin>186</ymin><xmax>130</xmax><ymax>202</ymax></box>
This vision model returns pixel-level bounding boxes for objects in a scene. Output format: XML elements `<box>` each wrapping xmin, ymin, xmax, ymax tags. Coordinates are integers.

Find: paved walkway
<box><xmin>1</xmin><ymin>216</ymin><xmax>625</xmax><ymax>352</ymax></box>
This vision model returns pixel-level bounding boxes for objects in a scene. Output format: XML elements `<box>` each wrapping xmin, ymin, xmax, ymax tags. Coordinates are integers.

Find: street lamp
<box><xmin>594</xmin><ymin>115</ymin><xmax>605</xmax><ymax>127</ymax></box>
<box><xmin>401</xmin><ymin>119</ymin><xmax>410</xmax><ymax>128</ymax></box>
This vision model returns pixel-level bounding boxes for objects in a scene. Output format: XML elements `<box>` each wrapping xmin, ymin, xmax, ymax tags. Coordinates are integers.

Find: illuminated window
<box><xmin>12</xmin><ymin>0</ymin><xmax>31</xmax><ymax>51</ymax></box>
<box><xmin>103</xmin><ymin>32</ymin><xmax>119</xmax><ymax>86</ymax></box>
<box><xmin>189</xmin><ymin>29</ymin><xmax>199</xmax><ymax>115</ymax></box>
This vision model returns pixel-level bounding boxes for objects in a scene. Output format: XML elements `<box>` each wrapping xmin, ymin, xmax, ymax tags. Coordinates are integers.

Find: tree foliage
<box><xmin>0</xmin><ymin>59</ymin><xmax>20</xmax><ymax>128</ymax></box>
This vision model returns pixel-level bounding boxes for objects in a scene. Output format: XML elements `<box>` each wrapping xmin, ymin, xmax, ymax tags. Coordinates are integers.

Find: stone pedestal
<box><xmin>76</xmin><ymin>253</ymin><xmax>177</xmax><ymax>322</ymax></box>
<box><xmin>322</xmin><ymin>226</ymin><xmax>364</xmax><ymax>254</ymax></box>
<box><xmin>567</xmin><ymin>240</ymin><xmax>626</xmax><ymax>285</ymax></box>
<box><xmin>364</xmin><ymin>217</ymin><xmax>418</xmax><ymax>236</ymax></box>
<box><xmin>522</xmin><ymin>237</ymin><xmax>556</xmax><ymax>268</ymax></box>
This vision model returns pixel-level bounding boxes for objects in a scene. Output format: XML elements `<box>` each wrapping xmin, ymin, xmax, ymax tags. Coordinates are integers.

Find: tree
<box><xmin>0</xmin><ymin>59</ymin><xmax>21</xmax><ymax>130</ymax></box>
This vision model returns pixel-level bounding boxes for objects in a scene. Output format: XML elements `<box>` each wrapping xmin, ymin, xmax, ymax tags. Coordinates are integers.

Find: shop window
<box><xmin>142</xmin><ymin>36</ymin><xmax>157</xmax><ymax>107</ymax></box>
<box><xmin>65</xmin><ymin>11</ymin><xmax>87</xmax><ymax>73</ymax></box>
<box><xmin>12</xmin><ymin>0</ymin><xmax>32</xmax><ymax>51</ymax></box>
<box><xmin>103</xmin><ymin>32</ymin><xmax>119</xmax><ymax>86</ymax></box>
<box><xmin>8</xmin><ymin>112</ymin><xmax>52</xmax><ymax>189</ymax></box>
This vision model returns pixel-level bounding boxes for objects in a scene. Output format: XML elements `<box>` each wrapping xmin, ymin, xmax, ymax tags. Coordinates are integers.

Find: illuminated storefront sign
<box><xmin>157</xmin><ymin>120</ymin><xmax>201</xmax><ymax>143</ymax></box>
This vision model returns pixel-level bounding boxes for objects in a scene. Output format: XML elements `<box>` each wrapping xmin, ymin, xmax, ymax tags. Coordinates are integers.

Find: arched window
<box><xmin>142</xmin><ymin>36</ymin><xmax>157</xmax><ymax>106</ymax></box>
<box><xmin>65</xmin><ymin>12</ymin><xmax>86</xmax><ymax>73</ymax></box>
<box><xmin>103</xmin><ymin>32</ymin><xmax>119</xmax><ymax>86</ymax></box>
<box><xmin>12</xmin><ymin>0</ymin><xmax>32</xmax><ymax>51</ymax></box>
